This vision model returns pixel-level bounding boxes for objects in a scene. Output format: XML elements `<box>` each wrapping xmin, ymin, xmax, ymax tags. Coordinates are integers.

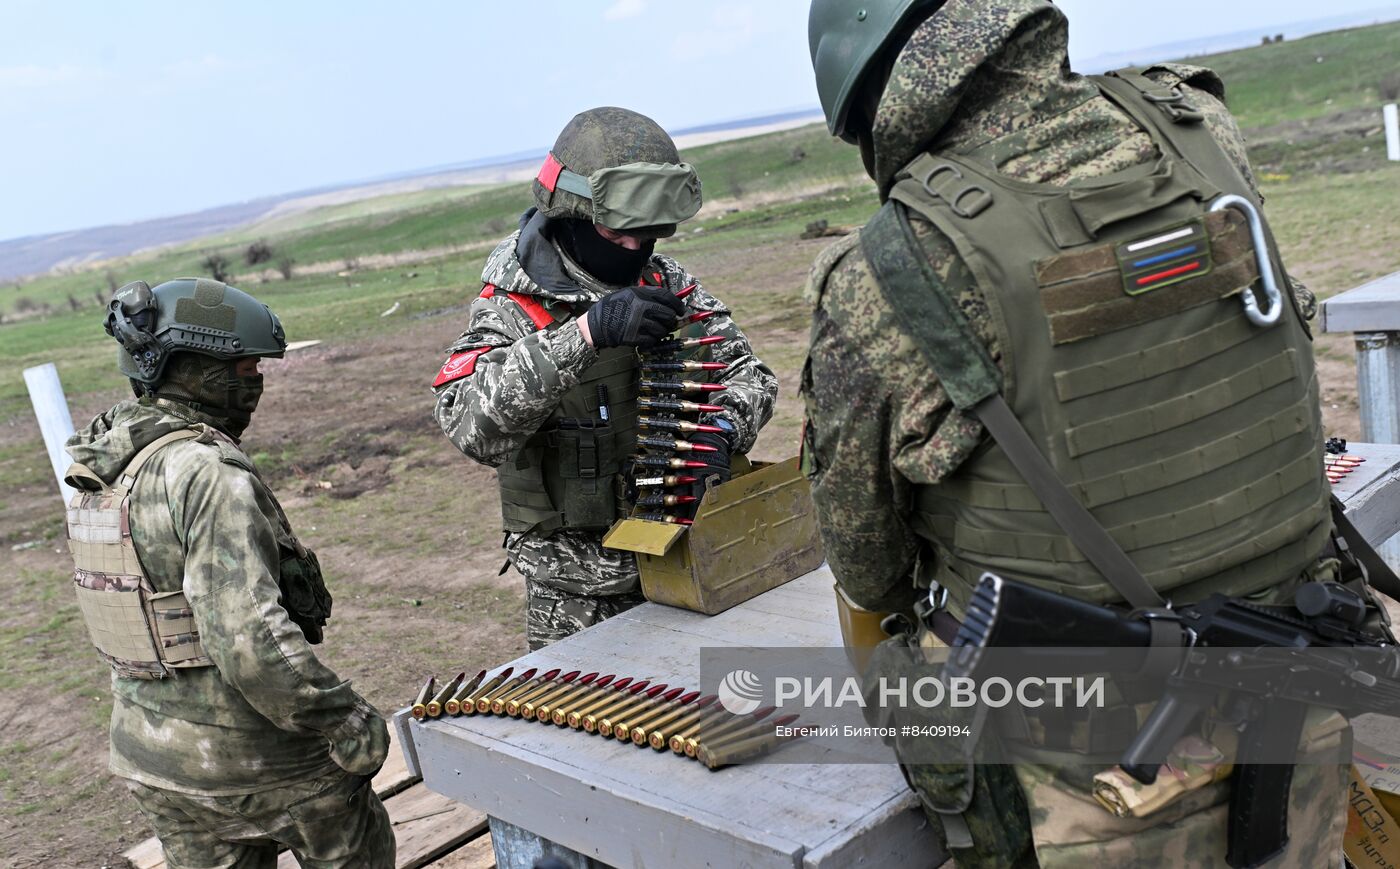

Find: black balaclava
<box><xmin>153</xmin><ymin>352</ymin><xmax>264</xmax><ymax>439</ymax></box>
<box><xmin>555</xmin><ymin>218</ymin><xmax>655</xmax><ymax>287</ymax></box>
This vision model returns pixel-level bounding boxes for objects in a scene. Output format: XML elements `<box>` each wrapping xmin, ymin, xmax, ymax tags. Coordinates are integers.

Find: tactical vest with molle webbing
<box><xmin>65</xmin><ymin>428</ymin><xmax>215</xmax><ymax>680</ymax></box>
<box><xmin>495</xmin><ymin>291</ymin><xmax>642</xmax><ymax>534</ymax></box>
<box><xmin>865</xmin><ymin>67</ymin><xmax>1330</xmax><ymax>617</ymax></box>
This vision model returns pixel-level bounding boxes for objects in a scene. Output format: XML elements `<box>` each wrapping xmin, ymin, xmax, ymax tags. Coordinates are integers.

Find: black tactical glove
<box><xmin>585</xmin><ymin>285</ymin><xmax>686</xmax><ymax>349</ymax></box>
<box><xmin>686</xmin><ymin>429</ymin><xmax>732</xmax><ymax>515</ymax></box>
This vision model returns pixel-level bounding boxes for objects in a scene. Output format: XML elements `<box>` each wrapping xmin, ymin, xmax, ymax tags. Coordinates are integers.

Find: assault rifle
<box><xmin>946</xmin><ymin>573</ymin><xmax>1400</xmax><ymax>868</ymax></box>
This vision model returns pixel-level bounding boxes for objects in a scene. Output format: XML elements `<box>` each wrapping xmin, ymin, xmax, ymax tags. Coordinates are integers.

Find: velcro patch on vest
<box><xmin>1035</xmin><ymin>211</ymin><xmax>1257</xmax><ymax>345</ymax></box>
<box><xmin>433</xmin><ymin>348</ymin><xmax>488</xmax><ymax>387</ymax></box>
<box><xmin>1116</xmin><ymin>218</ymin><xmax>1212</xmax><ymax>296</ymax></box>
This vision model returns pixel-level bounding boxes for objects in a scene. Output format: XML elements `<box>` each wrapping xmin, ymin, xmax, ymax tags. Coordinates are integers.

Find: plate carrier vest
<box><xmin>64</xmin><ymin>427</ymin><xmax>215</xmax><ymax>679</ymax></box>
<box><xmin>493</xmin><ymin>291</ymin><xmax>642</xmax><ymax>534</ymax></box>
<box><xmin>864</xmin><ymin>68</ymin><xmax>1330</xmax><ymax>614</ymax></box>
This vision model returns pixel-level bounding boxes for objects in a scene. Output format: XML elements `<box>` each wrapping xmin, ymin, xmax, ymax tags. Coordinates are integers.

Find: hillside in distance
<box><xmin>0</xmin><ymin>110</ymin><xmax>821</xmax><ymax>283</ymax></box>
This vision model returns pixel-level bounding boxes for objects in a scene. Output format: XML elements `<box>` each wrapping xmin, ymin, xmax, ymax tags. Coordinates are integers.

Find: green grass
<box><xmin>1188</xmin><ymin>20</ymin><xmax>1400</xmax><ymax>127</ymax></box>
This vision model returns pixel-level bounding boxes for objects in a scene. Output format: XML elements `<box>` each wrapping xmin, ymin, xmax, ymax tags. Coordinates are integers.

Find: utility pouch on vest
<box><xmin>497</xmin><ymin>344</ymin><xmax>640</xmax><ymax>535</ymax></box>
<box><xmin>550</xmin><ymin>420</ymin><xmax>625</xmax><ymax>530</ymax></box>
<box><xmin>65</xmin><ymin>428</ymin><xmax>215</xmax><ymax>680</ymax></box>
<box><xmin>277</xmin><ymin>544</ymin><xmax>332</xmax><ymax>645</ymax></box>
<box><xmin>865</xmin><ymin>631</ymin><xmax>1034</xmax><ymax>862</ymax></box>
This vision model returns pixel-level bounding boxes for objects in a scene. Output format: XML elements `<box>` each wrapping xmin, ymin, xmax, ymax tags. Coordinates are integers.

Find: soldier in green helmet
<box><xmin>802</xmin><ymin>1</ymin><xmax>1358</xmax><ymax>866</ymax></box>
<box><xmin>433</xmin><ymin>107</ymin><xmax>778</xmax><ymax>650</ymax></box>
<box><xmin>65</xmin><ymin>278</ymin><xmax>394</xmax><ymax>867</ymax></box>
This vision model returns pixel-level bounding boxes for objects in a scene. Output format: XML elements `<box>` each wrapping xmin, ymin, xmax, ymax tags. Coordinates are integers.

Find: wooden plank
<box><xmin>1335</xmin><ymin>444</ymin><xmax>1400</xmax><ymax>547</ymax></box>
<box><xmin>269</xmin><ymin>782</ymin><xmax>484</xmax><ymax>869</ymax></box>
<box><xmin>1321</xmin><ymin>272</ymin><xmax>1400</xmax><ymax>333</ymax></box>
<box><xmin>122</xmin><ymin>836</ymin><xmax>164</xmax><ymax>869</ymax></box>
<box><xmin>388</xmin><ymin>783</ymin><xmax>489</xmax><ymax>869</ymax></box>
<box><xmin>430</xmin><ymin>833</ymin><xmax>496</xmax><ymax>868</ymax></box>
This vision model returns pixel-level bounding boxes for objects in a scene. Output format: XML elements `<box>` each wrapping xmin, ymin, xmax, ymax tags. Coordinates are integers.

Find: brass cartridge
<box><xmin>426</xmin><ymin>672</ymin><xmax>466</xmax><ymax>719</ymax></box>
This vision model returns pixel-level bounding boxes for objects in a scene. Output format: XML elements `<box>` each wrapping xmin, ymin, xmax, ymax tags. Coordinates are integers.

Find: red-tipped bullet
<box><xmin>633</xmin><ymin>474</ymin><xmax>699</xmax><ymax>488</ymax></box>
<box><xmin>633</xmin><ymin>455</ymin><xmax>710</xmax><ymax>470</ymax></box>
<box><xmin>638</xmin><ymin>513</ymin><xmax>694</xmax><ymax>525</ymax></box>
<box><xmin>676</xmin><ymin>283</ymin><xmax>698</xmax><ymax>299</ymax></box>
<box><xmin>645</xmin><ymin>336</ymin><xmax>726</xmax><ymax>354</ymax></box>
<box><xmin>638</xmin><ymin>397</ymin><xmax>725</xmax><ymax>414</ymax></box>
<box><xmin>637</xmin><ymin>435</ymin><xmax>719</xmax><ymax>453</ymax></box>
<box><xmin>640</xmin><ymin>380</ymin><xmax>728</xmax><ymax>395</ymax></box>
<box><xmin>685</xmin><ymin>311</ymin><xmax>718</xmax><ymax>325</ymax></box>
<box><xmin>637</xmin><ymin>494</ymin><xmax>699</xmax><ymax>508</ymax></box>
<box><xmin>642</xmin><ymin>361</ymin><xmax>729</xmax><ymax>373</ymax></box>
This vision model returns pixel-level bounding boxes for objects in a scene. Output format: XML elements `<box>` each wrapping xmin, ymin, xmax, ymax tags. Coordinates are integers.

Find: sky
<box><xmin>3</xmin><ymin>0</ymin><xmax>1399</xmax><ymax>242</ymax></box>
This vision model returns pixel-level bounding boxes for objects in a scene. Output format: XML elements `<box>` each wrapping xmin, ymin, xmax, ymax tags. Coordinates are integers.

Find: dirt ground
<box><xmin>0</xmin><ymin>223</ymin><xmax>1368</xmax><ymax>865</ymax></box>
<box><xmin>0</xmin><ymin>233</ymin><xmax>820</xmax><ymax>866</ymax></box>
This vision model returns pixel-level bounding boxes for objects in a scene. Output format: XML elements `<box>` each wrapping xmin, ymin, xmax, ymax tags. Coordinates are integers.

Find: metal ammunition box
<box><xmin>603</xmin><ymin>456</ymin><xmax>824</xmax><ymax>615</ymax></box>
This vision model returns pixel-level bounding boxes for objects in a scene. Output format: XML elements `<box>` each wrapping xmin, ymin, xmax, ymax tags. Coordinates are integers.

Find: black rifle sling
<box><xmin>860</xmin><ymin>202</ymin><xmax>1166</xmax><ymax>611</ymax></box>
<box><xmin>1330</xmin><ymin>494</ymin><xmax>1400</xmax><ymax>602</ymax></box>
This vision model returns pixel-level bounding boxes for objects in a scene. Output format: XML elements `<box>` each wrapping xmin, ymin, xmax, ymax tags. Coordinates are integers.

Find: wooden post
<box><xmin>1386</xmin><ymin>104</ymin><xmax>1400</xmax><ymax>163</ymax></box>
<box><xmin>1323</xmin><ymin>271</ymin><xmax>1400</xmax><ymax>567</ymax></box>
<box><xmin>22</xmin><ymin>363</ymin><xmax>77</xmax><ymax>508</ymax></box>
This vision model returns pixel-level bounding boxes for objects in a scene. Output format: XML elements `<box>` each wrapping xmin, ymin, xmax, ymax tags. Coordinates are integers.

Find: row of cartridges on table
<box><xmin>629</xmin><ymin>283</ymin><xmax>728</xmax><ymax>527</ymax></box>
<box><xmin>409</xmin><ymin>668</ymin><xmax>802</xmax><ymax>771</ymax></box>
<box><xmin>1323</xmin><ymin>437</ymin><xmax>1365</xmax><ymax>487</ymax></box>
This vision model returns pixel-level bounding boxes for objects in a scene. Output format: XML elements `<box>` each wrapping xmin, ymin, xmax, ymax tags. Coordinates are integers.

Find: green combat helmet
<box><xmin>808</xmin><ymin>0</ymin><xmax>947</xmax><ymax>142</ymax></box>
<box><xmin>532</xmin><ymin>107</ymin><xmax>703</xmax><ymax>239</ymax></box>
<box><xmin>106</xmin><ymin>277</ymin><xmax>287</xmax><ymax>386</ymax></box>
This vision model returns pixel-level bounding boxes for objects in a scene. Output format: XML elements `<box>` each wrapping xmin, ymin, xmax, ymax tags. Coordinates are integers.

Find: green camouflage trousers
<box><xmin>125</xmin><ymin>768</ymin><xmax>394</xmax><ymax>869</ymax></box>
<box><xmin>525</xmin><ymin>579</ymin><xmax>646</xmax><ymax>650</ymax></box>
<box><xmin>916</xmin><ymin>710</ymin><xmax>1348</xmax><ymax>868</ymax></box>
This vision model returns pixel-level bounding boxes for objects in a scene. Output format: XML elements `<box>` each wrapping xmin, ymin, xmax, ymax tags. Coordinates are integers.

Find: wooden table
<box><xmin>396</xmin><ymin>444</ymin><xmax>1400</xmax><ymax>869</ymax></box>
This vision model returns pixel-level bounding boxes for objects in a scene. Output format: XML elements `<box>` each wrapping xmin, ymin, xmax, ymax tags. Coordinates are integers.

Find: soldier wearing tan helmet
<box><xmin>803</xmin><ymin>1</ymin><xmax>1352</xmax><ymax>866</ymax></box>
<box><xmin>66</xmin><ymin>278</ymin><xmax>394</xmax><ymax>867</ymax></box>
<box><xmin>433</xmin><ymin>107</ymin><xmax>777</xmax><ymax>649</ymax></box>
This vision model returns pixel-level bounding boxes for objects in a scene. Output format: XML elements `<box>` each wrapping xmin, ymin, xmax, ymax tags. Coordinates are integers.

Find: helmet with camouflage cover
<box><xmin>106</xmin><ymin>277</ymin><xmax>287</xmax><ymax>386</ymax></box>
<box><xmin>808</xmin><ymin>0</ymin><xmax>948</xmax><ymax>142</ymax></box>
<box><xmin>531</xmin><ymin>107</ymin><xmax>703</xmax><ymax>239</ymax></box>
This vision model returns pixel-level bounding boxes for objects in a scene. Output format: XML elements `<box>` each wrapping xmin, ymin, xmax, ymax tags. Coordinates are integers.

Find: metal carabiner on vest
<box><xmin>1209</xmin><ymin>195</ymin><xmax>1284</xmax><ymax>328</ymax></box>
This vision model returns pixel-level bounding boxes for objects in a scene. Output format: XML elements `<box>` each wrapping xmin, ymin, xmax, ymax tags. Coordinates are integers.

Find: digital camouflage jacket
<box><xmin>802</xmin><ymin>0</ymin><xmax>1317</xmax><ymax>615</ymax></box>
<box><xmin>65</xmin><ymin>398</ymin><xmax>383</xmax><ymax>796</ymax></box>
<box><xmin>435</xmin><ymin>211</ymin><xmax>777</xmax><ymax>597</ymax></box>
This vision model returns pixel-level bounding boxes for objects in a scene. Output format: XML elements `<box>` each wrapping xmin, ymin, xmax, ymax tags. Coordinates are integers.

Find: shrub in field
<box><xmin>245</xmin><ymin>240</ymin><xmax>275</xmax><ymax>265</ymax></box>
<box><xmin>202</xmin><ymin>253</ymin><xmax>232</xmax><ymax>282</ymax></box>
<box><xmin>1381</xmin><ymin>73</ymin><xmax>1400</xmax><ymax>102</ymax></box>
<box><xmin>276</xmin><ymin>257</ymin><xmax>296</xmax><ymax>280</ymax></box>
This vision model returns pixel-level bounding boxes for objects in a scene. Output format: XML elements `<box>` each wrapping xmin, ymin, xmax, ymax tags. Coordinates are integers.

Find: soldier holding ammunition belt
<box><xmin>433</xmin><ymin>107</ymin><xmax>777</xmax><ymax>650</ymax></box>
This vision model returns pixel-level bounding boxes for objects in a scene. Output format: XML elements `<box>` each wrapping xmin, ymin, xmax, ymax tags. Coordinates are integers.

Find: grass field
<box><xmin>1</xmin><ymin>18</ymin><xmax>1398</xmax><ymax>867</ymax></box>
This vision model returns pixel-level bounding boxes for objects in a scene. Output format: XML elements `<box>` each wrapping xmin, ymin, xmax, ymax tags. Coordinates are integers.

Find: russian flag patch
<box><xmin>1116</xmin><ymin>218</ymin><xmax>1213</xmax><ymax>296</ymax></box>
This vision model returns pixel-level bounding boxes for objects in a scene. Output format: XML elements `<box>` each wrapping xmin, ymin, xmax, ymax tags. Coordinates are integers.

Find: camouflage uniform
<box><xmin>67</xmin><ymin>398</ymin><xmax>393</xmax><ymax>869</ymax></box>
<box><xmin>436</xmin><ymin>211</ymin><xmax>777</xmax><ymax>649</ymax></box>
<box><xmin>802</xmin><ymin>0</ymin><xmax>1338</xmax><ymax>865</ymax></box>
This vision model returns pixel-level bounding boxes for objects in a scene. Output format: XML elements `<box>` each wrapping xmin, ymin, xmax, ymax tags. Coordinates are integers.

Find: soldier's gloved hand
<box><xmin>686</xmin><ymin>429</ymin><xmax>732</xmax><ymax>515</ymax></box>
<box><xmin>328</xmin><ymin>699</ymin><xmax>390</xmax><ymax>776</ymax></box>
<box><xmin>582</xmin><ymin>286</ymin><xmax>686</xmax><ymax>349</ymax></box>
